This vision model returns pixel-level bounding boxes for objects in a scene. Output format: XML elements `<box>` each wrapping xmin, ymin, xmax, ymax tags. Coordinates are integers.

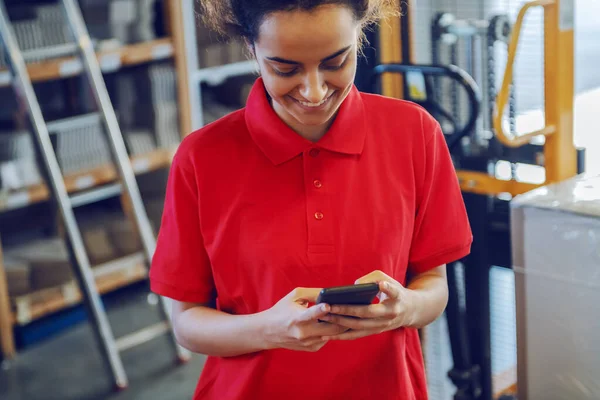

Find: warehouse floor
<box><xmin>0</xmin><ymin>284</ymin><xmax>206</xmax><ymax>400</ymax></box>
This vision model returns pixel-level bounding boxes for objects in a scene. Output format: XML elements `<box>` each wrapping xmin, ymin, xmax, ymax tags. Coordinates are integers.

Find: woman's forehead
<box><xmin>255</xmin><ymin>5</ymin><xmax>359</xmax><ymax>60</ymax></box>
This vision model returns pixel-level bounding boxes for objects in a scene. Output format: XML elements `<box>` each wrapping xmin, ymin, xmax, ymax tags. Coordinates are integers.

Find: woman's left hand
<box><xmin>319</xmin><ymin>270</ymin><xmax>416</xmax><ymax>341</ymax></box>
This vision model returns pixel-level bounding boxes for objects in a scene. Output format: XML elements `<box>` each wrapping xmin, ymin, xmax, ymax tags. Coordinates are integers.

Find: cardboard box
<box><xmin>8</xmin><ymin>238</ymin><xmax>74</xmax><ymax>290</ymax></box>
<box><xmin>227</xmin><ymin>40</ymin><xmax>247</xmax><ymax>64</ymax></box>
<box><xmin>200</xmin><ymin>44</ymin><xmax>228</xmax><ymax>68</ymax></box>
<box><xmin>510</xmin><ymin>174</ymin><xmax>600</xmax><ymax>400</ymax></box>
<box><xmin>83</xmin><ymin>228</ymin><xmax>117</xmax><ymax>265</ymax></box>
<box><xmin>108</xmin><ymin>220</ymin><xmax>142</xmax><ymax>256</ymax></box>
<box><xmin>4</xmin><ymin>258</ymin><xmax>31</xmax><ymax>297</ymax></box>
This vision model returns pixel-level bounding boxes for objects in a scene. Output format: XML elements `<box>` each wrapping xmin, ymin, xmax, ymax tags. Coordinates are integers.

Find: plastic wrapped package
<box><xmin>0</xmin><ymin>132</ymin><xmax>42</xmax><ymax>190</ymax></box>
<box><xmin>510</xmin><ymin>174</ymin><xmax>600</xmax><ymax>400</ymax></box>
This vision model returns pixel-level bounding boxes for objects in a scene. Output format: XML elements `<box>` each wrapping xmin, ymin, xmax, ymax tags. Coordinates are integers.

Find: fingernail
<box><xmin>321</xmin><ymin>304</ymin><xmax>329</xmax><ymax>312</ymax></box>
<box><xmin>383</xmin><ymin>282</ymin><xmax>390</xmax><ymax>289</ymax></box>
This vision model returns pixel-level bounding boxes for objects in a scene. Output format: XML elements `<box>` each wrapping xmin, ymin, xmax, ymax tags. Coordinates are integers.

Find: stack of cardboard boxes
<box><xmin>196</xmin><ymin>20</ymin><xmax>247</xmax><ymax>68</ymax></box>
<box><xmin>80</xmin><ymin>0</ymin><xmax>157</xmax><ymax>44</ymax></box>
<box><xmin>3</xmin><ymin>216</ymin><xmax>152</xmax><ymax>299</ymax></box>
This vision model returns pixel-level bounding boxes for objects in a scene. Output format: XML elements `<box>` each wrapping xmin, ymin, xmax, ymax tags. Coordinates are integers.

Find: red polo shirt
<box><xmin>150</xmin><ymin>78</ymin><xmax>472</xmax><ymax>399</ymax></box>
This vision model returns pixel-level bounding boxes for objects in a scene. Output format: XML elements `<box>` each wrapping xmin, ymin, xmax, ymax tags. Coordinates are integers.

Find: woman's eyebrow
<box><xmin>265</xmin><ymin>45</ymin><xmax>352</xmax><ymax>65</ymax></box>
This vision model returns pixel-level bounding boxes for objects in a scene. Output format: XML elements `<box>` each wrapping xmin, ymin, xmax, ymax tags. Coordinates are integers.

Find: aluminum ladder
<box><xmin>0</xmin><ymin>0</ymin><xmax>189</xmax><ymax>390</ymax></box>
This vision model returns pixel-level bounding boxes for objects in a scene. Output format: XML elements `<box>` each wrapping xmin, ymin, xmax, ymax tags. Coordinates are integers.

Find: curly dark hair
<box><xmin>198</xmin><ymin>0</ymin><xmax>398</xmax><ymax>47</ymax></box>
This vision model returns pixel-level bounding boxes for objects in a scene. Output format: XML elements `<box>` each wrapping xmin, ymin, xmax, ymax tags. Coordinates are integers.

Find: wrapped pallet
<box><xmin>511</xmin><ymin>174</ymin><xmax>600</xmax><ymax>400</ymax></box>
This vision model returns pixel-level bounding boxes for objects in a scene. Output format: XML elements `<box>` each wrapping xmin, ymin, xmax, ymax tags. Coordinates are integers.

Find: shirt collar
<box><xmin>245</xmin><ymin>77</ymin><xmax>367</xmax><ymax>165</ymax></box>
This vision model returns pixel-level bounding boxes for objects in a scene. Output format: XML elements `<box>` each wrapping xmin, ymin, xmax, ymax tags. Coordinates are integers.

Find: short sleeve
<box><xmin>149</xmin><ymin>152</ymin><xmax>216</xmax><ymax>304</ymax></box>
<box><xmin>408</xmin><ymin>118</ymin><xmax>473</xmax><ymax>275</ymax></box>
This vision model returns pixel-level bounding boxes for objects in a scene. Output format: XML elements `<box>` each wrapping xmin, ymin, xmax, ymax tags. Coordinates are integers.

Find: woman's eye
<box><xmin>322</xmin><ymin>64</ymin><xmax>343</xmax><ymax>71</ymax></box>
<box><xmin>322</xmin><ymin>58</ymin><xmax>347</xmax><ymax>71</ymax></box>
<box><xmin>273</xmin><ymin>68</ymin><xmax>298</xmax><ymax>77</ymax></box>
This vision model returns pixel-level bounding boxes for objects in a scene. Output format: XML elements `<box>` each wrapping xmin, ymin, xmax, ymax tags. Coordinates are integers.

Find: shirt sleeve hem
<box><xmin>409</xmin><ymin>240</ymin><xmax>472</xmax><ymax>275</ymax></box>
<box><xmin>150</xmin><ymin>277</ymin><xmax>214</xmax><ymax>304</ymax></box>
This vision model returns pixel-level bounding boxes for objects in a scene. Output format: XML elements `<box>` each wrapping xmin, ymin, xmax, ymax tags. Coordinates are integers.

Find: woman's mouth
<box><xmin>291</xmin><ymin>93</ymin><xmax>334</xmax><ymax>111</ymax></box>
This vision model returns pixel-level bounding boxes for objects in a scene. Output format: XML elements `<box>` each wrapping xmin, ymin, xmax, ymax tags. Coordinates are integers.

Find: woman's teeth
<box><xmin>298</xmin><ymin>96</ymin><xmax>330</xmax><ymax>108</ymax></box>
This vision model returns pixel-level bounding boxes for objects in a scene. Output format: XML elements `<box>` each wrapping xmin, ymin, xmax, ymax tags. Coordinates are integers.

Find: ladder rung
<box><xmin>69</xmin><ymin>183</ymin><xmax>122</xmax><ymax>207</ymax></box>
<box><xmin>115</xmin><ymin>321</ymin><xmax>171</xmax><ymax>352</ymax></box>
<box><xmin>46</xmin><ymin>112</ymin><xmax>101</xmax><ymax>134</ymax></box>
<box><xmin>22</xmin><ymin>43</ymin><xmax>78</xmax><ymax>63</ymax></box>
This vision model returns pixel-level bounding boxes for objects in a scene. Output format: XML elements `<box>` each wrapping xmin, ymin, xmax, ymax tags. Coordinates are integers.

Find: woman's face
<box><xmin>253</xmin><ymin>5</ymin><xmax>360</xmax><ymax>138</ymax></box>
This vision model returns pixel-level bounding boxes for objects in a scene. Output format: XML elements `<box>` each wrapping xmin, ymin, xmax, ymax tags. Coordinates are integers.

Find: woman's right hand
<box><xmin>260</xmin><ymin>287</ymin><xmax>349</xmax><ymax>352</ymax></box>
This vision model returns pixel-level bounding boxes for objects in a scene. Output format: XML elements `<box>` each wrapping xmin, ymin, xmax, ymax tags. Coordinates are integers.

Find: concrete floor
<box><xmin>0</xmin><ymin>285</ymin><xmax>206</xmax><ymax>400</ymax></box>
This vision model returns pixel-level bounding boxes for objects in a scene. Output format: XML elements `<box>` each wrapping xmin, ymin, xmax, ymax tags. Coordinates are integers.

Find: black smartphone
<box><xmin>316</xmin><ymin>283</ymin><xmax>380</xmax><ymax>306</ymax></box>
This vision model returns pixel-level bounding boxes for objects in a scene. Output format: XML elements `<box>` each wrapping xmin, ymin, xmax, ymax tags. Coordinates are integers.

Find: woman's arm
<box><xmin>170</xmin><ymin>288</ymin><xmax>349</xmax><ymax>358</ymax></box>
<box><xmin>171</xmin><ymin>301</ymin><xmax>270</xmax><ymax>357</ymax></box>
<box><xmin>405</xmin><ymin>265</ymin><xmax>448</xmax><ymax>329</ymax></box>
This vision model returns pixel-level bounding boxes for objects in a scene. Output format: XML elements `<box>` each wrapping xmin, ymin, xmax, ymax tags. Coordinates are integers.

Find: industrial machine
<box><xmin>371</xmin><ymin>0</ymin><xmax>582</xmax><ymax>399</ymax></box>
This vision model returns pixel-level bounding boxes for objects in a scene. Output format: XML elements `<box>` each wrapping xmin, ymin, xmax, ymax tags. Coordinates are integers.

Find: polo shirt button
<box><xmin>309</xmin><ymin>148</ymin><xmax>320</xmax><ymax>157</ymax></box>
<box><xmin>314</xmin><ymin>212</ymin><xmax>324</xmax><ymax>220</ymax></box>
<box><xmin>313</xmin><ymin>179</ymin><xmax>322</xmax><ymax>188</ymax></box>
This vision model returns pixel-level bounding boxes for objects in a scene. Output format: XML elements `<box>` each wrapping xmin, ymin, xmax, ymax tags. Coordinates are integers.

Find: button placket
<box><xmin>303</xmin><ymin>148</ymin><xmax>335</xmax><ymax>260</ymax></box>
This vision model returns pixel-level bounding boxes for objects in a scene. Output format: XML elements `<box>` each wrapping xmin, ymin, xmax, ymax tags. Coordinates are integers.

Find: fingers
<box><xmin>289</xmin><ymin>287</ymin><xmax>323</xmax><ymax>304</ymax></box>
<box><xmin>322</xmin><ymin>328</ymin><xmax>381</xmax><ymax>341</ymax></box>
<box><xmin>314</xmin><ymin>320</ymin><xmax>351</xmax><ymax>336</ymax></box>
<box><xmin>354</xmin><ymin>270</ymin><xmax>392</xmax><ymax>285</ymax></box>
<box><xmin>329</xmin><ymin>304</ymin><xmax>388</xmax><ymax>319</ymax></box>
<box><xmin>320</xmin><ymin>314</ymin><xmax>389</xmax><ymax>331</ymax></box>
<box><xmin>297</xmin><ymin>303</ymin><xmax>331</xmax><ymax>322</ymax></box>
<box><xmin>285</xmin><ymin>338</ymin><xmax>328</xmax><ymax>352</ymax></box>
<box><xmin>302</xmin><ymin>339</ymin><xmax>328</xmax><ymax>352</ymax></box>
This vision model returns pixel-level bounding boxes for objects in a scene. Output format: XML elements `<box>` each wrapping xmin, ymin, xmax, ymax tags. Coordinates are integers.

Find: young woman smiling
<box><xmin>150</xmin><ymin>1</ymin><xmax>472</xmax><ymax>399</ymax></box>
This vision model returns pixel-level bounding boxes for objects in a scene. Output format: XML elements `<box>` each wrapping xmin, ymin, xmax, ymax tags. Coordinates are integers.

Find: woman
<box><xmin>150</xmin><ymin>1</ymin><xmax>472</xmax><ymax>399</ymax></box>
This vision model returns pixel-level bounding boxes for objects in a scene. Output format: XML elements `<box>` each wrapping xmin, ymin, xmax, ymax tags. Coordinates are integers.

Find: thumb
<box><xmin>354</xmin><ymin>270</ymin><xmax>390</xmax><ymax>285</ymax></box>
<box><xmin>297</xmin><ymin>303</ymin><xmax>331</xmax><ymax>322</ymax></box>
<box><xmin>379</xmin><ymin>281</ymin><xmax>401</xmax><ymax>300</ymax></box>
<box><xmin>289</xmin><ymin>287</ymin><xmax>323</xmax><ymax>304</ymax></box>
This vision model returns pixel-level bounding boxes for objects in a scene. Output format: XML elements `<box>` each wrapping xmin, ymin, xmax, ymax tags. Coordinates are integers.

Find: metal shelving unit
<box><xmin>180</xmin><ymin>0</ymin><xmax>258</xmax><ymax>133</ymax></box>
<box><xmin>0</xmin><ymin>147</ymin><xmax>176</xmax><ymax>212</ymax></box>
<box><xmin>0</xmin><ymin>0</ymin><xmax>191</xmax><ymax>362</ymax></box>
<box><xmin>0</xmin><ymin>38</ymin><xmax>174</xmax><ymax>86</ymax></box>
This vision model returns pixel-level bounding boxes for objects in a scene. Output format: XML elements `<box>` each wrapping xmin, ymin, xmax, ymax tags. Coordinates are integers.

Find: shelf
<box><xmin>11</xmin><ymin>253</ymin><xmax>147</xmax><ymax>325</ymax></box>
<box><xmin>194</xmin><ymin>60</ymin><xmax>258</xmax><ymax>86</ymax></box>
<box><xmin>0</xmin><ymin>147</ymin><xmax>176</xmax><ymax>212</ymax></box>
<box><xmin>0</xmin><ymin>38</ymin><xmax>174</xmax><ymax>87</ymax></box>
